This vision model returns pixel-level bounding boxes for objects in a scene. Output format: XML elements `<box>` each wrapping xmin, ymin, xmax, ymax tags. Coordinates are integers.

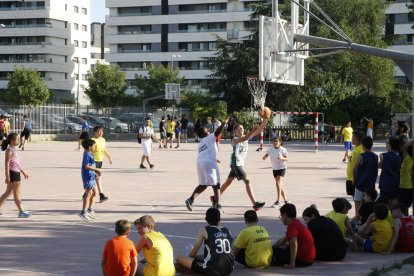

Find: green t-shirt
<box><xmin>233</xmin><ymin>225</ymin><xmax>272</xmax><ymax>268</ymax></box>
<box><xmin>346</xmin><ymin>145</ymin><xmax>364</xmax><ymax>181</ymax></box>
<box><xmin>400</xmin><ymin>155</ymin><xmax>413</xmax><ymax>189</ymax></box>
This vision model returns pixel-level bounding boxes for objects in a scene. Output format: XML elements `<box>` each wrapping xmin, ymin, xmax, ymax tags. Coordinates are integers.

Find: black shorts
<box><xmin>95</xmin><ymin>162</ymin><xmax>103</xmax><ymax>169</ymax></box>
<box><xmin>166</xmin><ymin>132</ymin><xmax>173</xmax><ymax>138</ymax></box>
<box><xmin>160</xmin><ymin>132</ymin><xmax>166</xmax><ymax>139</ymax></box>
<box><xmin>399</xmin><ymin>188</ymin><xmax>414</xmax><ymax>208</ymax></box>
<box><xmin>191</xmin><ymin>259</ymin><xmax>206</xmax><ymax>274</ymax></box>
<box><xmin>21</xmin><ymin>128</ymin><xmax>31</xmax><ymax>140</ymax></box>
<box><xmin>235</xmin><ymin>249</ymin><xmax>248</xmax><ymax>267</ymax></box>
<box><xmin>228</xmin><ymin>165</ymin><xmax>246</xmax><ymax>181</ymax></box>
<box><xmin>346</xmin><ymin>180</ymin><xmax>355</xmax><ymax>196</ymax></box>
<box><xmin>272</xmin><ymin>246</ymin><xmax>313</xmax><ymax>267</ymax></box>
<box><xmin>10</xmin><ymin>170</ymin><xmax>21</xmax><ymax>182</ymax></box>
<box><xmin>79</xmin><ymin>131</ymin><xmax>89</xmax><ymax>140</ymax></box>
<box><xmin>273</xmin><ymin>169</ymin><xmax>286</xmax><ymax>177</ymax></box>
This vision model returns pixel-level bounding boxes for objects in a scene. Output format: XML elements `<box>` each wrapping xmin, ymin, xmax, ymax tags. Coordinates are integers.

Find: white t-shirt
<box><xmin>213</xmin><ymin>120</ymin><xmax>221</xmax><ymax>132</ymax></box>
<box><xmin>230</xmin><ymin>137</ymin><xmax>248</xmax><ymax>166</ymax></box>
<box><xmin>198</xmin><ymin>133</ymin><xmax>217</xmax><ymax>162</ymax></box>
<box><xmin>266</xmin><ymin>146</ymin><xmax>288</xmax><ymax>170</ymax></box>
<box><xmin>139</xmin><ymin>126</ymin><xmax>154</xmax><ymax>156</ymax></box>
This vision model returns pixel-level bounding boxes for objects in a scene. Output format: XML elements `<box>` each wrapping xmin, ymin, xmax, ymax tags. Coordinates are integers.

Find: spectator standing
<box><xmin>139</xmin><ymin>118</ymin><xmax>156</xmax><ymax>169</ymax></box>
<box><xmin>159</xmin><ymin>116</ymin><xmax>167</xmax><ymax>149</ymax></box>
<box><xmin>166</xmin><ymin>115</ymin><xmax>175</xmax><ymax>148</ymax></box>
<box><xmin>345</xmin><ymin>131</ymin><xmax>364</xmax><ymax>196</ymax></box>
<box><xmin>180</xmin><ymin>114</ymin><xmax>189</xmax><ymax>143</ymax></box>
<box><xmin>174</xmin><ymin>117</ymin><xmax>181</xmax><ymax>149</ymax></box>
<box><xmin>340</xmin><ymin>121</ymin><xmax>353</xmax><ymax>162</ymax></box>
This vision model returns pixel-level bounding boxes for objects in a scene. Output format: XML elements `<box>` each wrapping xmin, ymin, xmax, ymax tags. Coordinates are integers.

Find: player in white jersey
<box><xmin>213</xmin><ymin>120</ymin><xmax>268</xmax><ymax>211</ymax></box>
<box><xmin>185</xmin><ymin>117</ymin><xmax>228</xmax><ymax>213</ymax></box>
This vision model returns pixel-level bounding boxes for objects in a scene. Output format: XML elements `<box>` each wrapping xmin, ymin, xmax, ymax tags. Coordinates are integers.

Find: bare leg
<box><xmin>189</xmin><ymin>185</ymin><xmax>207</xmax><ymax>201</ymax></box>
<box><xmin>354</xmin><ymin>201</ymin><xmax>361</xmax><ymax>217</ymax></box>
<box><xmin>176</xmin><ymin>256</ymin><xmax>195</xmax><ymax>270</ymax></box>
<box><xmin>275</xmin><ymin>177</ymin><xmax>281</xmax><ymax>202</ymax></box>
<box><xmin>277</xmin><ymin>176</ymin><xmax>287</xmax><ymax>201</ymax></box>
<box><xmin>213</xmin><ymin>184</ymin><xmax>220</xmax><ymax>205</ymax></box>
<box><xmin>83</xmin><ymin>189</ymin><xmax>91</xmax><ymax>210</ymax></box>
<box><xmin>220</xmin><ymin>177</ymin><xmax>234</xmax><ymax>194</ymax></box>
<box><xmin>11</xmin><ymin>182</ymin><xmax>24</xmax><ymax>212</ymax></box>
<box><xmin>243</xmin><ymin>178</ymin><xmax>257</xmax><ymax>205</ymax></box>
<box><xmin>96</xmin><ymin>174</ymin><xmax>103</xmax><ymax>194</ymax></box>
<box><xmin>140</xmin><ymin>155</ymin><xmax>146</xmax><ymax>165</ymax></box>
<box><xmin>343</xmin><ymin>149</ymin><xmax>349</xmax><ymax>160</ymax></box>
<box><xmin>0</xmin><ymin>182</ymin><xmax>13</xmax><ymax>208</ymax></box>
<box><xmin>145</xmin><ymin>156</ymin><xmax>152</xmax><ymax>166</ymax></box>
<box><xmin>88</xmin><ymin>187</ymin><xmax>97</xmax><ymax>210</ymax></box>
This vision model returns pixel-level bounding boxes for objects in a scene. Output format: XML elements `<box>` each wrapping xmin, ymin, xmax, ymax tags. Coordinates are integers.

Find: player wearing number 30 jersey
<box><xmin>176</xmin><ymin>208</ymin><xmax>234</xmax><ymax>276</ymax></box>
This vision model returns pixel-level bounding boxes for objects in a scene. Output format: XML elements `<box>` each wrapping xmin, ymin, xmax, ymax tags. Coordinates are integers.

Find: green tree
<box><xmin>83</xmin><ymin>62</ymin><xmax>127</xmax><ymax>108</ymax></box>
<box><xmin>6</xmin><ymin>66</ymin><xmax>50</xmax><ymax>105</ymax></box>
<box><xmin>134</xmin><ymin>64</ymin><xmax>183</xmax><ymax>108</ymax></box>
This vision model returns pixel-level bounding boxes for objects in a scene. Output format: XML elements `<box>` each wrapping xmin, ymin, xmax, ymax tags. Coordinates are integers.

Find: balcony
<box><xmin>0</xmin><ymin>6</ymin><xmax>49</xmax><ymax>11</ymax></box>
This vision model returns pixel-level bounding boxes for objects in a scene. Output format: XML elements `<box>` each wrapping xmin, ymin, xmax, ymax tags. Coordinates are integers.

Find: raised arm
<box><xmin>214</xmin><ymin>117</ymin><xmax>228</xmax><ymax>137</ymax></box>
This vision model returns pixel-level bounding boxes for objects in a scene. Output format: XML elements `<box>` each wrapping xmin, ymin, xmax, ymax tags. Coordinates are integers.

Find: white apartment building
<box><xmin>91</xmin><ymin>22</ymin><xmax>109</xmax><ymax>67</ymax></box>
<box><xmin>0</xmin><ymin>0</ymin><xmax>91</xmax><ymax>104</ymax></box>
<box><xmin>105</xmin><ymin>0</ymin><xmax>261</xmax><ymax>92</ymax></box>
<box><xmin>386</xmin><ymin>0</ymin><xmax>414</xmax><ymax>84</ymax></box>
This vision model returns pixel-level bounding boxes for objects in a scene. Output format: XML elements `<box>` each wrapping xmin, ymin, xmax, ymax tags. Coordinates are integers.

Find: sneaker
<box><xmin>75</xmin><ymin>148</ymin><xmax>81</xmax><ymax>151</ymax></box>
<box><xmin>159</xmin><ymin>145</ymin><xmax>162</xmax><ymax>149</ymax></box>
<box><xmin>272</xmin><ymin>201</ymin><xmax>282</xmax><ymax>208</ymax></box>
<box><xmin>216</xmin><ymin>204</ymin><xmax>224</xmax><ymax>214</ymax></box>
<box><xmin>78</xmin><ymin>211</ymin><xmax>90</xmax><ymax>221</ymax></box>
<box><xmin>170</xmin><ymin>145</ymin><xmax>172</xmax><ymax>148</ymax></box>
<box><xmin>175</xmin><ymin>145</ymin><xmax>179</xmax><ymax>148</ymax></box>
<box><xmin>99</xmin><ymin>194</ymin><xmax>109</xmax><ymax>203</ymax></box>
<box><xmin>140</xmin><ymin>164</ymin><xmax>147</xmax><ymax>169</ymax></box>
<box><xmin>185</xmin><ymin>198</ymin><xmax>193</xmax><ymax>211</ymax></box>
<box><xmin>18</xmin><ymin>143</ymin><xmax>22</xmax><ymax>148</ymax></box>
<box><xmin>164</xmin><ymin>145</ymin><xmax>167</xmax><ymax>148</ymax></box>
<box><xmin>284</xmin><ymin>200</ymin><xmax>290</xmax><ymax>204</ymax></box>
<box><xmin>87</xmin><ymin>209</ymin><xmax>96</xmax><ymax>220</ymax></box>
<box><xmin>210</xmin><ymin>196</ymin><xmax>216</xmax><ymax>207</ymax></box>
<box><xmin>18</xmin><ymin>211</ymin><xmax>31</xmax><ymax>218</ymax></box>
<box><xmin>253</xmin><ymin>202</ymin><xmax>265</xmax><ymax>211</ymax></box>
<box><xmin>342</xmin><ymin>158</ymin><xmax>346</xmax><ymax>163</ymax></box>
<box><xmin>149</xmin><ymin>164</ymin><xmax>155</xmax><ymax>169</ymax></box>
<box><xmin>21</xmin><ymin>147</ymin><xmax>24</xmax><ymax>151</ymax></box>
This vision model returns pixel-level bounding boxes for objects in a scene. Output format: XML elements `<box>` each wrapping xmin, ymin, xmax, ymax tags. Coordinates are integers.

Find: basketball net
<box><xmin>247</xmin><ymin>76</ymin><xmax>268</xmax><ymax>109</ymax></box>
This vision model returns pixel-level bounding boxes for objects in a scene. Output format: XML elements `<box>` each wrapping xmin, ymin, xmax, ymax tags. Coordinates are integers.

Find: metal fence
<box><xmin>0</xmin><ymin>103</ymin><xmax>190</xmax><ymax>135</ymax></box>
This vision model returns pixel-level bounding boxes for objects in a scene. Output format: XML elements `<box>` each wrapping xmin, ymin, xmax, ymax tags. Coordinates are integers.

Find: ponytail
<box><xmin>302</xmin><ymin>204</ymin><xmax>320</xmax><ymax>218</ymax></box>
<box><xmin>1</xmin><ymin>133</ymin><xmax>18</xmax><ymax>151</ymax></box>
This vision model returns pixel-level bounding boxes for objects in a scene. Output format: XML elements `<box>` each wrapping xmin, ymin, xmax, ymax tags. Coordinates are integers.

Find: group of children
<box><xmin>103</xmin><ymin>191</ymin><xmax>414</xmax><ymax>276</ymax></box>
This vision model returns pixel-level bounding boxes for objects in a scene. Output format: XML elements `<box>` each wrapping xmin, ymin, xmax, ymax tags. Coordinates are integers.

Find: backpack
<box><xmin>137</xmin><ymin>126</ymin><xmax>144</xmax><ymax>144</ymax></box>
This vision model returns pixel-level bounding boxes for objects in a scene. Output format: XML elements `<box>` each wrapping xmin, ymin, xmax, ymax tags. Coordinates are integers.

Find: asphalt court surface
<box><xmin>0</xmin><ymin>139</ymin><xmax>412</xmax><ymax>275</ymax></box>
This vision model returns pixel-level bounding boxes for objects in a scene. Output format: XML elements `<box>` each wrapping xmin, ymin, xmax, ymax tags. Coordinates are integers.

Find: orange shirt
<box><xmin>102</xmin><ymin>236</ymin><xmax>138</xmax><ymax>276</ymax></box>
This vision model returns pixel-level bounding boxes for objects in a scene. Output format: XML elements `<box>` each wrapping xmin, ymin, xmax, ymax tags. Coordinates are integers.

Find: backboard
<box><xmin>259</xmin><ymin>1</ymin><xmax>310</xmax><ymax>86</ymax></box>
<box><xmin>165</xmin><ymin>83</ymin><xmax>180</xmax><ymax>100</ymax></box>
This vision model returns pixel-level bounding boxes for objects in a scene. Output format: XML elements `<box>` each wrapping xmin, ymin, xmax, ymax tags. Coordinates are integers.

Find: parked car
<box><xmin>40</xmin><ymin>114</ymin><xmax>82</xmax><ymax>134</ymax></box>
<box><xmin>99</xmin><ymin>117</ymin><xmax>128</xmax><ymax>133</ymax></box>
<box><xmin>117</xmin><ymin>113</ymin><xmax>145</xmax><ymax>132</ymax></box>
<box><xmin>86</xmin><ymin>115</ymin><xmax>115</xmax><ymax>133</ymax></box>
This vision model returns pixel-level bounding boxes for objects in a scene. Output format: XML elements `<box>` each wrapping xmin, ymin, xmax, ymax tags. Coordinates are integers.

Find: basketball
<box><xmin>258</xmin><ymin>107</ymin><xmax>272</xmax><ymax>119</ymax></box>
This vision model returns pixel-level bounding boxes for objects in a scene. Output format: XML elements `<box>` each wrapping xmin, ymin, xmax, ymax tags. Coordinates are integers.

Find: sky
<box><xmin>91</xmin><ymin>0</ymin><xmax>107</xmax><ymax>23</ymax></box>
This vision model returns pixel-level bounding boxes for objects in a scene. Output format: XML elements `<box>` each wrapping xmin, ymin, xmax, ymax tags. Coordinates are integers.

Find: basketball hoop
<box><xmin>247</xmin><ymin>75</ymin><xmax>268</xmax><ymax>109</ymax></box>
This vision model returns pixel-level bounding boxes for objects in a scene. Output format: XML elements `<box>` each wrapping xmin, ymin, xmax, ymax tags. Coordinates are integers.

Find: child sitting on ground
<box><xmin>386</xmin><ymin>204</ymin><xmax>414</xmax><ymax>253</ymax></box>
<box><xmin>326</xmin><ymin>198</ymin><xmax>357</xmax><ymax>248</ymax></box>
<box><xmin>355</xmin><ymin>203</ymin><xmax>393</xmax><ymax>253</ymax></box>
<box><xmin>354</xmin><ymin>188</ymin><xmax>377</xmax><ymax>227</ymax></box>
<box><xmin>102</xmin><ymin>219</ymin><xmax>138</xmax><ymax>276</ymax></box>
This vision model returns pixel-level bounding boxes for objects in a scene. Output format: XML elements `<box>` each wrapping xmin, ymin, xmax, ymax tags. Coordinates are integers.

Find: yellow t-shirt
<box><xmin>341</xmin><ymin>127</ymin><xmax>353</xmax><ymax>142</ymax></box>
<box><xmin>166</xmin><ymin>120</ymin><xmax>175</xmax><ymax>134</ymax></box>
<box><xmin>233</xmin><ymin>225</ymin><xmax>272</xmax><ymax>268</ymax></box>
<box><xmin>386</xmin><ymin>211</ymin><xmax>395</xmax><ymax>229</ymax></box>
<box><xmin>326</xmin><ymin>211</ymin><xmax>347</xmax><ymax>237</ymax></box>
<box><xmin>372</xmin><ymin>219</ymin><xmax>392</xmax><ymax>253</ymax></box>
<box><xmin>400</xmin><ymin>155</ymin><xmax>413</xmax><ymax>189</ymax></box>
<box><xmin>143</xmin><ymin>231</ymin><xmax>175</xmax><ymax>276</ymax></box>
<box><xmin>92</xmin><ymin>137</ymin><xmax>106</xmax><ymax>162</ymax></box>
<box><xmin>346</xmin><ymin>145</ymin><xmax>364</xmax><ymax>181</ymax></box>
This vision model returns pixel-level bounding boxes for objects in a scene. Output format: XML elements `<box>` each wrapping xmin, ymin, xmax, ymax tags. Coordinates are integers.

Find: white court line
<box><xmin>0</xmin><ymin>268</ymin><xmax>59</xmax><ymax>275</ymax></box>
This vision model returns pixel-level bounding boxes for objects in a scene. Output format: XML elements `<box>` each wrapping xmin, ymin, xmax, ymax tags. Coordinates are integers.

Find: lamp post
<box><xmin>73</xmin><ymin>58</ymin><xmax>80</xmax><ymax>114</ymax></box>
<box><xmin>171</xmin><ymin>54</ymin><xmax>181</xmax><ymax>69</ymax></box>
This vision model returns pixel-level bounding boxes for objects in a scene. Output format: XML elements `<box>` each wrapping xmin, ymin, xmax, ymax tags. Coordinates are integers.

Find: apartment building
<box><xmin>386</xmin><ymin>0</ymin><xmax>414</xmax><ymax>84</ymax></box>
<box><xmin>0</xmin><ymin>0</ymin><xmax>91</xmax><ymax>104</ymax></box>
<box><xmin>105</xmin><ymin>0</ymin><xmax>262</xmax><ymax>92</ymax></box>
<box><xmin>91</xmin><ymin>22</ymin><xmax>109</xmax><ymax>67</ymax></box>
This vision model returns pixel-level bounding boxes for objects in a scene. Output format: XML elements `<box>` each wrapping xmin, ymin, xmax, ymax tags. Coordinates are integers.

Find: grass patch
<box><xmin>369</xmin><ymin>256</ymin><xmax>414</xmax><ymax>275</ymax></box>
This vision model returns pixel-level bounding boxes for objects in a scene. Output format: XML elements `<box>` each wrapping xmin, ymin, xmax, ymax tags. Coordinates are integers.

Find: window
<box><xmin>65</xmin><ymin>4</ymin><xmax>67</xmax><ymax>11</ymax></box>
<box><xmin>73</xmin><ymin>57</ymin><xmax>79</xmax><ymax>63</ymax></box>
<box><xmin>82</xmin><ymin>58</ymin><xmax>87</xmax><ymax>64</ymax></box>
<box><xmin>65</xmin><ymin>21</ymin><xmax>68</xmax><ymax>28</ymax></box>
<box><xmin>65</xmin><ymin>39</ymin><xmax>67</xmax><ymax>45</ymax></box>
<box><xmin>82</xmin><ymin>74</ymin><xmax>87</xmax><ymax>81</ymax></box>
<box><xmin>65</xmin><ymin>56</ymin><xmax>67</xmax><ymax>62</ymax></box>
<box><xmin>74</xmin><ymin>40</ymin><xmax>79</xmax><ymax>47</ymax></box>
<box><xmin>74</xmin><ymin>6</ymin><xmax>79</xmax><ymax>13</ymax></box>
<box><xmin>82</xmin><ymin>41</ymin><xmax>87</xmax><ymax>48</ymax></box>
<box><xmin>65</xmin><ymin>73</ymin><xmax>68</xmax><ymax>79</ymax></box>
<box><xmin>82</xmin><ymin>25</ymin><xmax>87</xmax><ymax>32</ymax></box>
<box><xmin>74</xmin><ymin>73</ymin><xmax>79</xmax><ymax>80</ymax></box>
<box><xmin>74</xmin><ymin>23</ymin><xmax>78</xmax><ymax>30</ymax></box>
<box><xmin>82</xmin><ymin>8</ymin><xmax>87</xmax><ymax>15</ymax></box>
